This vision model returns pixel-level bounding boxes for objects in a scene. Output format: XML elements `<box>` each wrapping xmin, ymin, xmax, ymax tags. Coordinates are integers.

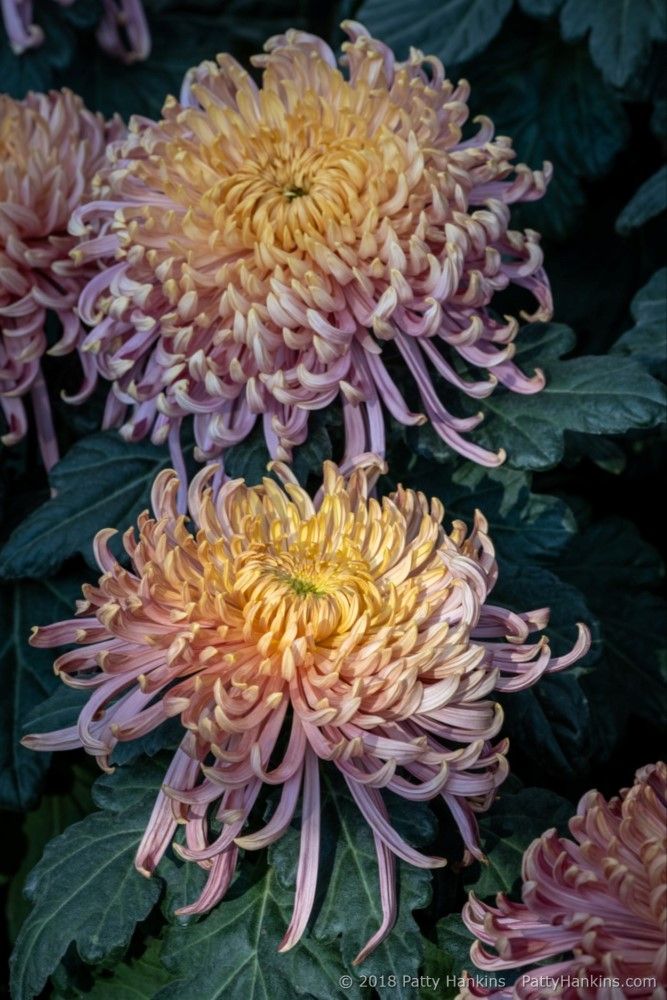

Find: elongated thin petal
<box><xmin>278</xmin><ymin>749</ymin><xmax>321</xmax><ymax>952</ymax></box>
<box><xmin>353</xmin><ymin>832</ymin><xmax>397</xmax><ymax>965</ymax></box>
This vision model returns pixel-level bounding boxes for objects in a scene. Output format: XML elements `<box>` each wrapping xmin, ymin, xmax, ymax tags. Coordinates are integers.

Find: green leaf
<box><xmin>500</xmin><ymin>664</ymin><xmax>595</xmax><ymax>781</ymax></box>
<box><xmin>557</xmin><ymin>517</ymin><xmax>667</xmax><ymax>747</ymax></box>
<box><xmin>563</xmin><ymin>434</ymin><xmax>627</xmax><ymax>474</ymax></box>
<box><xmin>52</xmin><ymin>938</ymin><xmax>173</xmax><ymax>1000</ymax></box>
<box><xmin>436</xmin><ymin>914</ymin><xmax>475</xmax><ymax>969</ymax></box>
<box><xmin>23</xmin><ymin>687</ymin><xmax>88</xmax><ymax>739</ymax></box>
<box><xmin>470</xmin><ymin>324</ymin><xmax>666</xmax><ymax>470</ymax></box>
<box><xmin>0</xmin><ymin>432</ymin><xmax>189</xmax><ymax>580</ymax></box>
<box><xmin>353</xmin><ymin>0</ymin><xmax>512</xmax><ymax>63</ymax></box>
<box><xmin>493</xmin><ymin>561</ymin><xmax>596</xmax><ymax>661</ymax></box>
<box><xmin>6</xmin><ymin>767</ymin><xmax>95</xmax><ymax>944</ymax></box>
<box><xmin>85</xmin><ymin>13</ymin><xmax>236</xmax><ymax>119</ymax></box>
<box><xmin>158</xmin><ymin>850</ymin><xmax>207</xmax><ymax>923</ymax></box>
<box><xmin>616</xmin><ymin>166</ymin><xmax>667</xmax><ymax>234</ymax></box>
<box><xmin>419</xmin><ymin>938</ymin><xmax>459</xmax><ymax>1000</ymax></box>
<box><xmin>491</xmin><ymin>562</ymin><xmax>597</xmax><ymax>781</ymax></box>
<box><xmin>156</xmin><ymin>865</ymin><xmax>356</xmax><ymax>1000</ymax></box>
<box><xmin>652</xmin><ymin>89</ymin><xmax>667</xmax><ymax>139</ymax></box>
<box><xmin>9</xmin><ymin>802</ymin><xmax>162</xmax><ymax>1000</ymax></box>
<box><xmin>419</xmin><ymin>463</ymin><xmax>577</xmax><ymax>564</ymax></box>
<box><xmin>471</xmin><ymin>785</ymin><xmax>573</xmax><ymax>897</ymax></box>
<box><xmin>59</xmin><ymin>0</ymin><xmax>103</xmax><ymax>29</ymax></box>
<box><xmin>92</xmin><ymin>755</ymin><xmax>172</xmax><ymax>814</ymax></box>
<box><xmin>0</xmin><ymin>575</ymin><xmax>83</xmax><ymax>810</ymax></box>
<box><xmin>291</xmin><ymin>422</ymin><xmax>333</xmax><ymax>486</ymax></box>
<box><xmin>612</xmin><ymin>269</ymin><xmax>667</xmax><ymax>377</ymax></box>
<box><xmin>518</xmin><ymin>0</ymin><xmax>563</xmax><ymax>16</ymax></box>
<box><xmin>560</xmin><ymin>0</ymin><xmax>667</xmax><ymax>88</ymax></box>
<box><xmin>224</xmin><ymin>430</ymin><xmax>272</xmax><ymax>486</ymax></box>
<box><xmin>463</xmin><ymin>30</ymin><xmax>628</xmax><ymax>238</ymax></box>
<box><xmin>428</xmin><ymin>915</ymin><xmax>511</xmax><ymax>997</ymax></box>
<box><xmin>400</xmin><ymin>364</ymin><xmax>580</xmax><ymax>566</ymax></box>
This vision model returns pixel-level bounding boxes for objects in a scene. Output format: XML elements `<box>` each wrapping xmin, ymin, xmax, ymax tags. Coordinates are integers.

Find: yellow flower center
<box><xmin>127</xmin><ymin>65</ymin><xmax>412</xmax><ymax>265</ymax></box>
<box><xmin>225</xmin><ymin>518</ymin><xmax>382</xmax><ymax>646</ymax></box>
<box><xmin>197</xmin><ymin>119</ymin><xmax>376</xmax><ymax>253</ymax></box>
<box><xmin>172</xmin><ymin>475</ymin><xmax>437</xmax><ymax>663</ymax></box>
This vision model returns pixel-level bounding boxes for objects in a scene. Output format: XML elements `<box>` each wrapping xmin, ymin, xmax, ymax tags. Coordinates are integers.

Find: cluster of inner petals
<box><xmin>71</xmin><ymin>20</ymin><xmax>552</xmax><ymax>480</ymax></box>
<box><xmin>1</xmin><ymin>0</ymin><xmax>150</xmax><ymax>62</ymax></box>
<box><xmin>460</xmin><ymin>761</ymin><xmax>667</xmax><ymax>1000</ymax></box>
<box><xmin>0</xmin><ymin>89</ymin><xmax>123</xmax><ymax>468</ymax></box>
<box><xmin>24</xmin><ymin>460</ymin><xmax>589</xmax><ymax>961</ymax></box>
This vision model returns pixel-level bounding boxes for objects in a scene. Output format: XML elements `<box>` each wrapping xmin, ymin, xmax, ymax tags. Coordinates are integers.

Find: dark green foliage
<box><xmin>1</xmin><ymin>1</ymin><xmax>665</xmax><ymax>998</ymax></box>
<box><xmin>612</xmin><ymin>269</ymin><xmax>667</xmax><ymax>377</ymax></box>
<box><xmin>460</xmin><ymin>24</ymin><xmax>629</xmax><ymax>239</ymax></box>
<box><xmin>469</xmin><ymin>325</ymin><xmax>665</xmax><ymax>470</ymax></box>
<box><xmin>9</xmin><ymin>805</ymin><xmax>162</xmax><ymax>998</ymax></box>
<box><xmin>471</xmin><ymin>782</ymin><xmax>574</xmax><ymax>897</ymax></box>
<box><xmin>0</xmin><ymin>432</ymin><xmax>196</xmax><ymax>579</ymax></box>
<box><xmin>0</xmin><ymin>575</ymin><xmax>83</xmax><ymax>811</ymax></box>
<box><xmin>6</xmin><ymin>767</ymin><xmax>95</xmax><ymax>943</ymax></box>
<box><xmin>52</xmin><ymin>938</ymin><xmax>173</xmax><ymax>999</ymax></box>
<box><xmin>560</xmin><ymin>0</ymin><xmax>667</xmax><ymax>88</ymax></box>
<box><xmin>355</xmin><ymin>0</ymin><xmax>513</xmax><ymax>62</ymax></box>
<box><xmin>616</xmin><ymin>167</ymin><xmax>667</xmax><ymax>235</ymax></box>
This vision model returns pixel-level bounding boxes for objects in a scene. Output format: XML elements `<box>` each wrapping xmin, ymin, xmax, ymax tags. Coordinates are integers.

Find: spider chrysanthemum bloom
<box><xmin>0</xmin><ymin>90</ymin><xmax>123</xmax><ymax>469</ymax></box>
<box><xmin>461</xmin><ymin>762</ymin><xmax>667</xmax><ymax>999</ymax></box>
<box><xmin>24</xmin><ymin>461</ymin><xmax>589</xmax><ymax>960</ymax></box>
<box><xmin>1</xmin><ymin>0</ymin><xmax>150</xmax><ymax>61</ymax></box>
<box><xmin>71</xmin><ymin>21</ymin><xmax>552</xmax><ymax>481</ymax></box>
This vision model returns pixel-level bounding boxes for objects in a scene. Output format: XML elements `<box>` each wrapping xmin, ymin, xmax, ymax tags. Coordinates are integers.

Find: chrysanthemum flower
<box><xmin>461</xmin><ymin>761</ymin><xmax>667</xmax><ymax>999</ymax></box>
<box><xmin>1</xmin><ymin>0</ymin><xmax>150</xmax><ymax>61</ymax></box>
<box><xmin>0</xmin><ymin>90</ymin><xmax>122</xmax><ymax>469</ymax></box>
<box><xmin>70</xmin><ymin>21</ymin><xmax>552</xmax><ymax>481</ymax></box>
<box><xmin>23</xmin><ymin>460</ymin><xmax>589</xmax><ymax>960</ymax></box>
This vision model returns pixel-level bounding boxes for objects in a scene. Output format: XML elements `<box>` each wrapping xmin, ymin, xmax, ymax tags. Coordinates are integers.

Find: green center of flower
<box><xmin>283</xmin><ymin>185</ymin><xmax>308</xmax><ymax>200</ymax></box>
<box><xmin>285</xmin><ymin>574</ymin><xmax>322</xmax><ymax>596</ymax></box>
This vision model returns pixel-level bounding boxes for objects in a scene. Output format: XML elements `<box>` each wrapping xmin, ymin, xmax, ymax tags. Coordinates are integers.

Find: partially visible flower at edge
<box><xmin>0</xmin><ymin>90</ymin><xmax>123</xmax><ymax>469</ymax></box>
<box><xmin>1</xmin><ymin>0</ymin><xmax>151</xmax><ymax>62</ymax></box>
<box><xmin>70</xmin><ymin>21</ymin><xmax>552</xmax><ymax>489</ymax></box>
<box><xmin>460</xmin><ymin>761</ymin><xmax>667</xmax><ymax>1000</ymax></box>
<box><xmin>23</xmin><ymin>460</ymin><xmax>589</xmax><ymax>961</ymax></box>
<box><xmin>96</xmin><ymin>0</ymin><xmax>151</xmax><ymax>64</ymax></box>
